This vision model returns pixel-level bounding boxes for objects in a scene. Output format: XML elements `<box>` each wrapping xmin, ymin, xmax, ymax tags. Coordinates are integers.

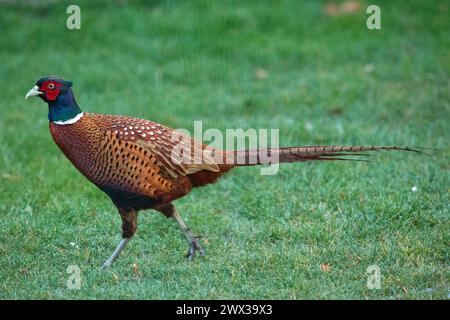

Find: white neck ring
<box><xmin>53</xmin><ymin>112</ymin><xmax>84</xmax><ymax>125</ymax></box>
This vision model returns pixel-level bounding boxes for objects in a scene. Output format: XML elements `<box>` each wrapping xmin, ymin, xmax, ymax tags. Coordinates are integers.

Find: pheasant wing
<box><xmin>94</xmin><ymin>114</ymin><xmax>219</xmax><ymax>179</ymax></box>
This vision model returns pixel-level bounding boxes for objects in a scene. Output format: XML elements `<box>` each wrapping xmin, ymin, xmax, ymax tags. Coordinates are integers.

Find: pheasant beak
<box><xmin>25</xmin><ymin>85</ymin><xmax>43</xmax><ymax>100</ymax></box>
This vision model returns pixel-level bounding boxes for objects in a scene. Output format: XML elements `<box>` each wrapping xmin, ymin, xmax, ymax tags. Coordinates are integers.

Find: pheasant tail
<box><xmin>226</xmin><ymin>145</ymin><xmax>428</xmax><ymax>166</ymax></box>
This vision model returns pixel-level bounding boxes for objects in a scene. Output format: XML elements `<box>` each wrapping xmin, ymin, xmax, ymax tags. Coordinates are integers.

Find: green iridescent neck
<box><xmin>48</xmin><ymin>88</ymin><xmax>82</xmax><ymax>123</ymax></box>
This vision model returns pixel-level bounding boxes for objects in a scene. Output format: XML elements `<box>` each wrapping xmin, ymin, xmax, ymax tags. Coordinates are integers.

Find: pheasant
<box><xmin>25</xmin><ymin>77</ymin><xmax>426</xmax><ymax>269</ymax></box>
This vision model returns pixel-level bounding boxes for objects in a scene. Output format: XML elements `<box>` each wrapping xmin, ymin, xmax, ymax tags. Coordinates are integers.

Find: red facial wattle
<box><xmin>40</xmin><ymin>80</ymin><xmax>61</xmax><ymax>101</ymax></box>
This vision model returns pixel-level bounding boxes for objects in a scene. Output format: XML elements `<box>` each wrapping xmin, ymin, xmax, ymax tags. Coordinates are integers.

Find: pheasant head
<box><xmin>25</xmin><ymin>76</ymin><xmax>82</xmax><ymax>123</ymax></box>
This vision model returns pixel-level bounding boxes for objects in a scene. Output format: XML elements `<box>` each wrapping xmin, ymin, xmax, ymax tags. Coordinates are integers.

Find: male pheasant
<box><xmin>25</xmin><ymin>77</ymin><xmax>425</xmax><ymax>269</ymax></box>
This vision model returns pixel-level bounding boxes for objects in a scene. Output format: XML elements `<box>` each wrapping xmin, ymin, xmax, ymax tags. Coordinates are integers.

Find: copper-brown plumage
<box><xmin>26</xmin><ymin>77</ymin><xmax>427</xmax><ymax>268</ymax></box>
<box><xmin>49</xmin><ymin>113</ymin><xmax>230</xmax><ymax>212</ymax></box>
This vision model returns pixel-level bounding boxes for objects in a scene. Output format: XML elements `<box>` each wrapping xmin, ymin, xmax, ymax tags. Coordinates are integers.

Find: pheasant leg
<box><xmin>172</xmin><ymin>209</ymin><xmax>205</xmax><ymax>260</ymax></box>
<box><xmin>101</xmin><ymin>238</ymin><xmax>130</xmax><ymax>269</ymax></box>
<box><xmin>101</xmin><ymin>209</ymin><xmax>137</xmax><ymax>269</ymax></box>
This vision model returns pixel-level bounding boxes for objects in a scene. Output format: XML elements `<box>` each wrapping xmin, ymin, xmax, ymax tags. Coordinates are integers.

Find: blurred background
<box><xmin>0</xmin><ymin>0</ymin><xmax>448</xmax><ymax>299</ymax></box>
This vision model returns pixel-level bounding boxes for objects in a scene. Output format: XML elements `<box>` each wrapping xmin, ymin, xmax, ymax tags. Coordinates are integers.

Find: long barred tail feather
<box><xmin>230</xmin><ymin>146</ymin><xmax>431</xmax><ymax>166</ymax></box>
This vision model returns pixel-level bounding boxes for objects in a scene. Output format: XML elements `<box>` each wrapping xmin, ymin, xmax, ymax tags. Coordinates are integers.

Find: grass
<box><xmin>0</xmin><ymin>0</ymin><xmax>448</xmax><ymax>299</ymax></box>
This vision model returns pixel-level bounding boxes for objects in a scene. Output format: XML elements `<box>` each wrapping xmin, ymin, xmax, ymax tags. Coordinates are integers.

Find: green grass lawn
<box><xmin>0</xmin><ymin>0</ymin><xmax>448</xmax><ymax>299</ymax></box>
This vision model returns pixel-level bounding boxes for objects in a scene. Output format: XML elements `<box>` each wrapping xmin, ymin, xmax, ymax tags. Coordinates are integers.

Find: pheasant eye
<box><xmin>48</xmin><ymin>83</ymin><xmax>55</xmax><ymax>89</ymax></box>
